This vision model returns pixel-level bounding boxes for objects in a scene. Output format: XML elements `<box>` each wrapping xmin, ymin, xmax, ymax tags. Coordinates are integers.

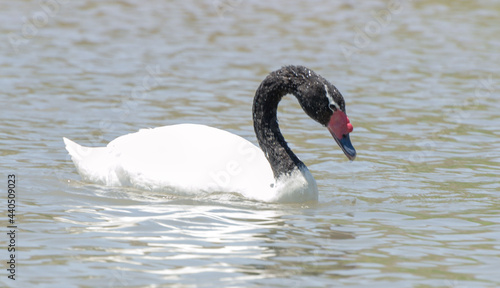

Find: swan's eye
<box><xmin>329</xmin><ymin>104</ymin><xmax>337</xmax><ymax>111</ymax></box>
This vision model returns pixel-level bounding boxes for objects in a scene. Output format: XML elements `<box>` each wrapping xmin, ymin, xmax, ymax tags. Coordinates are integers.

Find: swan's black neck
<box><xmin>252</xmin><ymin>66</ymin><xmax>316</xmax><ymax>179</ymax></box>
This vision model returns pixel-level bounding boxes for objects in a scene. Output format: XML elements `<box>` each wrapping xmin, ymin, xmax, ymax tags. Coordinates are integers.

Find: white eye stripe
<box><xmin>324</xmin><ymin>84</ymin><xmax>340</xmax><ymax>111</ymax></box>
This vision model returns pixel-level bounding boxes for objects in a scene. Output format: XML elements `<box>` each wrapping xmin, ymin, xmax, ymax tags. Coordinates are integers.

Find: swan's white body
<box><xmin>64</xmin><ymin>124</ymin><xmax>318</xmax><ymax>203</ymax></box>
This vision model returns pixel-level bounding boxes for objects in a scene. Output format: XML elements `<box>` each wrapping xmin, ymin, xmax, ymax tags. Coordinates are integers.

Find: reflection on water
<box><xmin>55</xmin><ymin>193</ymin><xmax>361</xmax><ymax>287</ymax></box>
<box><xmin>1</xmin><ymin>0</ymin><xmax>499</xmax><ymax>287</ymax></box>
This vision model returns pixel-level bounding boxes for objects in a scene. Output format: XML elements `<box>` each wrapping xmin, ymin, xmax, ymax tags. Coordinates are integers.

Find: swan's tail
<box><xmin>63</xmin><ymin>137</ymin><xmax>116</xmax><ymax>185</ymax></box>
<box><xmin>63</xmin><ymin>137</ymin><xmax>91</xmax><ymax>163</ymax></box>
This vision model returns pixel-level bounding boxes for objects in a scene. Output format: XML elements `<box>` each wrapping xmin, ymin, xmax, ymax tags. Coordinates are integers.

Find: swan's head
<box><xmin>298</xmin><ymin>79</ymin><xmax>356</xmax><ymax>161</ymax></box>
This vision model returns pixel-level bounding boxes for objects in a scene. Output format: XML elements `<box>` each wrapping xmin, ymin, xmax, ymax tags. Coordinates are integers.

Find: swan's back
<box><xmin>65</xmin><ymin>124</ymin><xmax>277</xmax><ymax>200</ymax></box>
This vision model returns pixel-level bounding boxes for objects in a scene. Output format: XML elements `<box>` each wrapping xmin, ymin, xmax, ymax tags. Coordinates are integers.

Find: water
<box><xmin>1</xmin><ymin>0</ymin><xmax>499</xmax><ymax>287</ymax></box>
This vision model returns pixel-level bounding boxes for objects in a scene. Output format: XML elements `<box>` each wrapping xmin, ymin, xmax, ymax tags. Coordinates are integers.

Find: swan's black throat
<box><xmin>252</xmin><ymin>65</ymin><xmax>333</xmax><ymax>179</ymax></box>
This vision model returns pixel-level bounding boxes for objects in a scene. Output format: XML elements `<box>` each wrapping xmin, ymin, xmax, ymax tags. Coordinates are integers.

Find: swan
<box><xmin>63</xmin><ymin>65</ymin><xmax>356</xmax><ymax>203</ymax></box>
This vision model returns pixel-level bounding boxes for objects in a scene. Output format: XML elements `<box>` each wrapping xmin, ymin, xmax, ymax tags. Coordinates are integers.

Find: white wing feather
<box><xmin>64</xmin><ymin>124</ymin><xmax>283</xmax><ymax>201</ymax></box>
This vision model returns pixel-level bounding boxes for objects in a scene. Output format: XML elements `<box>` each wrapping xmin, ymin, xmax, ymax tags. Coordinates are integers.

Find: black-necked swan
<box><xmin>63</xmin><ymin>65</ymin><xmax>356</xmax><ymax>203</ymax></box>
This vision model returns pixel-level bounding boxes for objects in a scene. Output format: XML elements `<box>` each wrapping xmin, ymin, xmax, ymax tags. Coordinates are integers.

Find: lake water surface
<box><xmin>1</xmin><ymin>0</ymin><xmax>500</xmax><ymax>287</ymax></box>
